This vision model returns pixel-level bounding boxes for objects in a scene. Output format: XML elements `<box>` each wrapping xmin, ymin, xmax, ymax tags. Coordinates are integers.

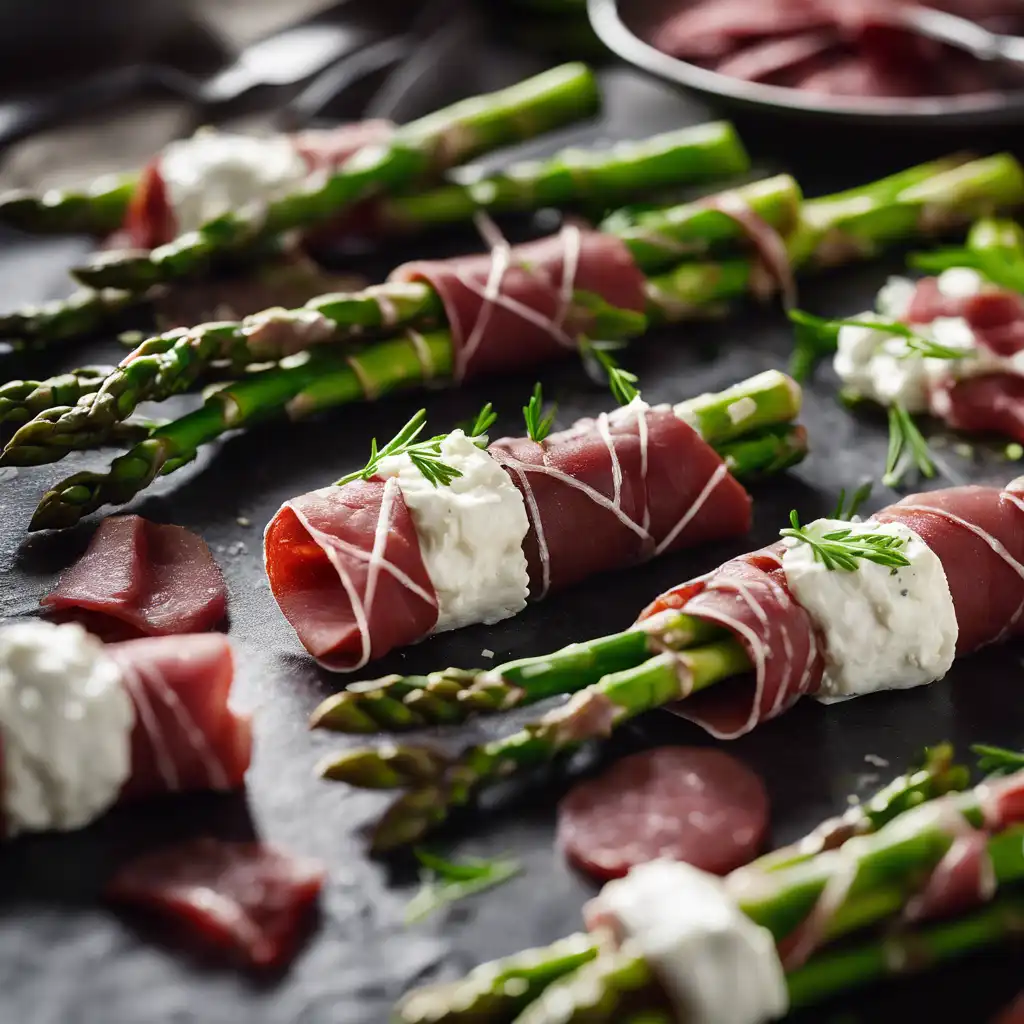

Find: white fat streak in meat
<box><xmin>711</xmin><ymin>191</ymin><xmax>797</xmax><ymax>309</ymax></box>
<box><xmin>346</xmin><ymin>354</ymin><xmax>377</xmax><ymax>400</ymax></box>
<box><xmin>454</xmin><ymin>218</ymin><xmax>581</xmax><ymax>379</ymax></box>
<box><xmin>283</xmin><ymin>489</ymin><xmax>439</xmax><ymax>672</ymax></box>
<box><xmin>361</xmin><ymin>476</ymin><xmax>398</xmax><ymax>634</ymax></box>
<box><xmin>637</xmin><ymin>407</ymin><xmax>651</xmax><ymax>532</ymax></box>
<box><xmin>895</xmin><ymin>504</ymin><xmax>1024</xmax><ymax>585</ymax></box>
<box><xmin>595</xmin><ymin>412</ymin><xmax>625</xmax><ymax>509</ymax></box>
<box><xmin>654</xmin><ymin>462</ymin><xmax>728</xmax><ymax>555</ymax></box>
<box><xmin>376</xmin><ymin>290</ymin><xmax>399</xmax><ymax>328</ymax></box>
<box><xmin>119</xmin><ymin>652</ymin><xmax>230</xmax><ymax>790</ymax></box>
<box><xmin>502</xmin><ymin>460</ymin><xmax>553</xmax><ymax>599</ymax></box>
<box><xmin>406</xmin><ymin>329</ymin><xmax>436</xmax><ymax>378</ymax></box>
<box><xmin>993</xmin><ymin>596</ymin><xmax>1024</xmax><ymax>646</ymax></box>
<box><xmin>113</xmin><ymin>654</ymin><xmax>179</xmax><ymax>791</ymax></box>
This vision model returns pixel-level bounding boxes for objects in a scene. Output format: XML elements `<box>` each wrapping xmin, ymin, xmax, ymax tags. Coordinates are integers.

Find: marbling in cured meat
<box><xmin>122</xmin><ymin>121</ymin><xmax>394</xmax><ymax>249</ymax></box>
<box><xmin>558</xmin><ymin>747</ymin><xmax>769</xmax><ymax>880</ymax></box>
<box><xmin>111</xmin><ymin>633</ymin><xmax>251</xmax><ymax>800</ymax></box>
<box><xmin>390</xmin><ymin>225</ymin><xmax>648</xmax><ymax>380</ymax></box>
<box><xmin>490</xmin><ymin>403</ymin><xmax>751</xmax><ymax>597</ymax></box>
<box><xmin>264</xmin><ymin>479</ymin><xmax>438</xmax><ymax>672</ymax></box>
<box><xmin>42</xmin><ymin>515</ymin><xmax>228</xmax><ymax>638</ymax></box>
<box><xmin>107</xmin><ymin>839</ymin><xmax>325</xmax><ymax>968</ymax></box>
<box><xmin>636</xmin><ymin>479</ymin><xmax>1024</xmax><ymax>738</ymax></box>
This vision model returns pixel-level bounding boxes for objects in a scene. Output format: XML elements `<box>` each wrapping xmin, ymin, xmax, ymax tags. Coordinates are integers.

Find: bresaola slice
<box><xmin>121</xmin><ymin>121</ymin><xmax>394</xmax><ymax>249</ymax></box>
<box><xmin>265</xmin><ymin>403</ymin><xmax>752</xmax><ymax>670</ymax></box>
<box><xmin>558</xmin><ymin>747</ymin><xmax>769</xmax><ymax>880</ymax></box>
<box><xmin>107</xmin><ymin>839</ymin><xmax>325</xmax><ymax>969</ymax></box>
<box><xmin>490</xmin><ymin>403</ymin><xmax>751</xmax><ymax>597</ymax></box>
<box><xmin>390</xmin><ymin>225</ymin><xmax>648</xmax><ymax>380</ymax></box>
<box><xmin>42</xmin><ymin>515</ymin><xmax>227</xmax><ymax>638</ymax></box>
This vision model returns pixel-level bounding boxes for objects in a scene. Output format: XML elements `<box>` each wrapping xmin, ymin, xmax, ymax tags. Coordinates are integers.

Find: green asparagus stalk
<box><xmin>0</xmin><ymin>288</ymin><xmax>145</xmax><ymax>349</ymax></box>
<box><xmin>0</xmin><ymin>173</ymin><xmax>136</xmax><ymax>236</ymax></box>
<box><xmin>966</xmin><ymin>216</ymin><xmax>1024</xmax><ymax>259</ymax></box>
<box><xmin>1</xmin><ymin>367</ymin><xmax>113</xmax><ymax>432</ymax></box>
<box><xmin>507</xmin><ymin>894</ymin><xmax>1024</xmax><ymax>1024</ymax></box>
<box><xmin>71</xmin><ymin>65</ymin><xmax>602</xmax><ymax>292</ymax></box>
<box><xmin>0</xmin><ymin>282</ymin><xmax>640</xmax><ymax>467</ymax></box>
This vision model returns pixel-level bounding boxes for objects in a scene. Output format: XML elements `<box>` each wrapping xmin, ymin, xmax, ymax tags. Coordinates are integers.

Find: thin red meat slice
<box><xmin>714</xmin><ymin>32</ymin><xmax>837</xmax><ymax>83</ymax></box>
<box><xmin>935</xmin><ymin>375</ymin><xmax>1024</xmax><ymax>444</ymax></box>
<box><xmin>121</xmin><ymin>121</ymin><xmax>394</xmax><ymax>249</ymax></box>
<box><xmin>489</xmin><ymin>405</ymin><xmax>751</xmax><ymax>598</ymax></box>
<box><xmin>559</xmin><ymin>747</ymin><xmax>769</xmax><ymax>880</ymax></box>
<box><xmin>41</xmin><ymin>515</ymin><xmax>227</xmax><ymax>638</ymax></box>
<box><xmin>390</xmin><ymin>225</ymin><xmax>648</xmax><ymax>380</ymax></box>
<box><xmin>107</xmin><ymin>839</ymin><xmax>325</xmax><ymax>969</ymax></box>
<box><xmin>636</xmin><ymin>543</ymin><xmax>825</xmax><ymax>739</ymax></box>
<box><xmin>264</xmin><ymin>479</ymin><xmax>439</xmax><ymax>672</ymax></box>
<box><xmin>109</xmin><ymin>633</ymin><xmax>251</xmax><ymax>800</ymax></box>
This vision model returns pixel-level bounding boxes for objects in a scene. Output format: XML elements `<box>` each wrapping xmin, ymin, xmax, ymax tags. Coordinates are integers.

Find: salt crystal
<box><xmin>481</xmin><ymin>649</ymin><xmax>495</xmax><ymax>659</ymax></box>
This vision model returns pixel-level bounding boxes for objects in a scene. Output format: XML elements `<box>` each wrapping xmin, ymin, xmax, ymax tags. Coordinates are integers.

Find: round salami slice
<box><xmin>557</xmin><ymin>746</ymin><xmax>769</xmax><ymax>881</ymax></box>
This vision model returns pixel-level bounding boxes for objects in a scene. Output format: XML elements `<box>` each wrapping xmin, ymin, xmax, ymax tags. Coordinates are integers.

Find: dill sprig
<box><xmin>831</xmin><ymin>481</ymin><xmax>874</xmax><ymax>521</ymax></box>
<box><xmin>404</xmin><ymin>848</ymin><xmax>521</xmax><ymax>925</ymax></box>
<box><xmin>971</xmin><ymin>743</ymin><xmax>1024</xmax><ymax>777</ymax></box>
<box><xmin>883</xmin><ymin>402</ymin><xmax>937</xmax><ymax>489</ymax></box>
<box><xmin>780</xmin><ymin>511</ymin><xmax>911</xmax><ymax>573</ymax></box>
<box><xmin>523</xmin><ymin>383</ymin><xmax>557</xmax><ymax>443</ymax></box>
<box><xmin>580</xmin><ymin>339</ymin><xmax>640</xmax><ymax>406</ymax></box>
<box><xmin>336</xmin><ymin>409</ymin><xmax>462</xmax><ymax>488</ymax></box>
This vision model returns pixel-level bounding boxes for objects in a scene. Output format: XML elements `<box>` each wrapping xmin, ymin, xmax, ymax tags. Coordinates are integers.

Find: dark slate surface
<box><xmin>0</xmin><ymin>59</ymin><xmax>1023</xmax><ymax>1024</ymax></box>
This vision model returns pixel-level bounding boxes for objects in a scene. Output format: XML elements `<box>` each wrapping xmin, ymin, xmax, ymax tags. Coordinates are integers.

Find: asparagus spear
<box><xmin>0</xmin><ymin>288</ymin><xmax>145</xmax><ymax>349</ymax></box>
<box><xmin>376</xmin><ymin>122</ymin><xmax>754</xmax><ymax>235</ymax></box>
<box><xmin>391</xmin><ymin>749</ymin><xmax>975</xmax><ymax>1024</ymax></box>
<box><xmin>70</xmin><ymin>65</ymin><xmax>602</xmax><ymax>292</ymax></box>
<box><xmin>1</xmin><ymin>367</ymin><xmax>113</xmax><ymax>432</ymax></box>
<box><xmin>0</xmin><ymin>282</ymin><xmax>640</xmax><ymax>467</ymax></box>
<box><xmin>0</xmin><ymin>173</ymin><xmax>136</xmax><ymax>237</ymax></box>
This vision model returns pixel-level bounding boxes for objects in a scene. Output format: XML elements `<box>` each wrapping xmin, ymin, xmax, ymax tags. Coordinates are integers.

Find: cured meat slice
<box><xmin>905</xmin><ymin>277</ymin><xmax>1024</xmax><ymax>356</ymax></box>
<box><xmin>637</xmin><ymin>544</ymin><xmax>825</xmax><ymax>739</ymax></box>
<box><xmin>107</xmin><ymin>839</ymin><xmax>325</xmax><ymax>968</ymax></box>
<box><xmin>489</xmin><ymin>404</ymin><xmax>751</xmax><ymax>597</ymax></box>
<box><xmin>558</xmin><ymin>747</ymin><xmax>769</xmax><ymax>880</ymax></box>
<box><xmin>121</xmin><ymin>121</ymin><xmax>394</xmax><ymax>249</ymax></box>
<box><xmin>390</xmin><ymin>225</ymin><xmax>648</xmax><ymax>380</ymax></box>
<box><xmin>877</xmin><ymin>484</ymin><xmax>1024</xmax><ymax>654</ymax></box>
<box><xmin>263</xmin><ymin>479</ymin><xmax>439</xmax><ymax>672</ymax></box>
<box><xmin>110</xmin><ymin>633</ymin><xmax>251</xmax><ymax>800</ymax></box>
<box><xmin>936</xmin><ymin>375</ymin><xmax>1024</xmax><ymax>445</ymax></box>
<box><xmin>41</xmin><ymin>515</ymin><xmax>227</xmax><ymax>638</ymax></box>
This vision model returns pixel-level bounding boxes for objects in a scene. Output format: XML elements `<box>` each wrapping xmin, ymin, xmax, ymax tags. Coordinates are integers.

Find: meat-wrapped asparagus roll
<box><xmin>265</xmin><ymin>371</ymin><xmax>805</xmax><ymax>673</ymax></box>
<box><xmin>0</xmin><ymin>620</ymin><xmax>250</xmax><ymax>837</ymax></box>
<box><xmin>318</xmin><ymin>477</ymin><xmax>1024</xmax><ymax>849</ymax></box>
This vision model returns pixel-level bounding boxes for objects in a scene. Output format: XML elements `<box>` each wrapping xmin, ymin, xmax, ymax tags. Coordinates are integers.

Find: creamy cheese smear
<box><xmin>782</xmin><ymin>518</ymin><xmax>958</xmax><ymax>701</ymax></box>
<box><xmin>376</xmin><ymin>430</ymin><xmax>531</xmax><ymax>632</ymax></box>
<box><xmin>0</xmin><ymin>621</ymin><xmax>134</xmax><ymax>834</ymax></box>
<box><xmin>159</xmin><ymin>130</ymin><xmax>311</xmax><ymax>235</ymax></box>
<box><xmin>834</xmin><ymin>267</ymin><xmax>1020</xmax><ymax>412</ymax></box>
<box><xmin>590</xmin><ymin>860</ymin><xmax>788</xmax><ymax>1024</ymax></box>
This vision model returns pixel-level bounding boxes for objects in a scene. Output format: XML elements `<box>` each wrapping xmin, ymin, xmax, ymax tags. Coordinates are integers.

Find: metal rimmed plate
<box><xmin>588</xmin><ymin>0</ymin><xmax>1024</xmax><ymax>127</ymax></box>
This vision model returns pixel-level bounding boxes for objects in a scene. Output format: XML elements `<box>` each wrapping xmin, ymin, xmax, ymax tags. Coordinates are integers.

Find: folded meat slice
<box><xmin>489</xmin><ymin>404</ymin><xmax>751</xmax><ymax>598</ymax></box>
<box><xmin>263</xmin><ymin>479</ymin><xmax>439</xmax><ymax>672</ymax></box>
<box><xmin>41</xmin><ymin>515</ymin><xmax>227</xmax><ymax>638</ymax></box>
<box><xmin>936</xmin><ymin>375</ymin><xmax>1024</xmax><ymax>445</ymax></box>
<box><xmin>109</xmin><ymin>633</ymin><xmax>251</xmax><ymax>800</ymax></box>
<box><xmin>390</xmin><ymin>225</ymin><xmax>648</xmax><ymax>380</ymax></box>
<box><xmin>122</xmin><ymin>121</ymin><xmax>394</xmax><ymax>249</ymax></box>
<box><xmin>107</xmin><ymin>838</ymin><xmax>325</xmax><ymax>969</ymax></box>
<box><xmin>637</xmin><ymin>543</ymin><xmax>825</xmax><ymax>739</ymax></box>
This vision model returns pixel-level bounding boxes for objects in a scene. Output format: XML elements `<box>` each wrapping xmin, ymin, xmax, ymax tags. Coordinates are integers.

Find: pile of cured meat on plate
<box><xmin>4</xmin><ymin>58</ymin><xmax>1024</xmax><ymax>1022</ymax></box>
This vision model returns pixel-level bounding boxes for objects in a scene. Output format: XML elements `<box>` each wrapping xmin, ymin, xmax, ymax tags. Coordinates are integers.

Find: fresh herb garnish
<box><xmin>831</xmin><ymin>481</ymin><xmax>874</xmax><ymax>521</ymax></box>
<box><xmin>971</xmin><ymin>743</ymin><xmax>1024</xmax><ymax>777</ymax></box>
<box><xmin>467</xmin><ymin>402</ymin><xmax>498</xmax><ymax>441</ymax></box>
<box><xmin>336</xmin><ymin>409</ymin><xmax>462</xmax><ymax>489</ymax></box>
<box><xmin>404</xmin><ymin>848</ymin><xmax>521</xmax><ymax>925</ymax></box>
<box><xmin>780</xmin><ymin>510</ymin><xmax>911</xmax><ymax>573</ymax></box>
<box><xmin>523</xmin><ymin>383</ymin><xmax>557</xmax><ymax>443</ymax></box>
<box><xmin>883</xmin><ymin>402</ymin><xmax>937</xmax><ymax>488</ymax></box>
<box><xmin>910</xmin><ymin>247</ymin><xmax>1024</xmax><ymax>296</ymax></box>
<box><xmin>580</xmin><ymin>339</ymin><xmax>640</xmax><ymax>406</ymax></box>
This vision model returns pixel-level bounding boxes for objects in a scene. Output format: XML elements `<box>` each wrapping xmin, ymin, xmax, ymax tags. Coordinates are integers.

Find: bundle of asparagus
<box><xmin>13</xmin><ymin>154</ymin><xmax>1022</xmax><ymax>532</ymax></box>
<box><xmin>393</xmin><ymin>759</ymin><xmax>1024</xmax><ymax>1024</ymax></box>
